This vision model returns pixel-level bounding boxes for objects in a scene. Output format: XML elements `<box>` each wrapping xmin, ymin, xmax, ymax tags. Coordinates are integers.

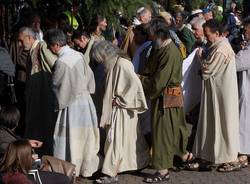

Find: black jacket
<box><xmin>0</xmin><ymin>126</ymin><xmax>18</xmax><ymax>157</ymax></box>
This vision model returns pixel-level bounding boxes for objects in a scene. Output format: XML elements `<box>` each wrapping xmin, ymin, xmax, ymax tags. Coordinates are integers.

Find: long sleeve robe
<box><xmin>141</xmin><ymin>39</ymin><xmax>189</xmax><ymax>169</ymax></box>
<box><xmin>24</xmin><ymin>40</ymin><xmax>57</xmax><ymax>156</ymax></box>
<box><xmin>236</xmin><ymin>42</ymin><xmax>250</xmax><ymax>154</ymax></box>
<box><xmin>193</xmin><ymin>38</ymin><xmax>239</xmax><ymax>163</ymax></box>
<box><xmin>100</xmin><ymin>57</ymin><xmax>149</xmax><ymax>176</ymax></box>
<box><xmin>52</xmin><ymin>46</ymin><xmax>101</xmax><ymax>177</ymax></box>
<box><xmin>120</xmin><ymin>26</ymin><xmax>137</xmax><ymax>58</ymax></box>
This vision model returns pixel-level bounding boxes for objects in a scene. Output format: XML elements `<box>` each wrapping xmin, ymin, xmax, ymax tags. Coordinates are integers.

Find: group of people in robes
<box><xmin>1</xmin><ymin>3</ymin><xmax>250</xmax><ymax>184</ymax></box>
<box><xmin>181</xmin><ymin>16</ymin><xmax>250</xmax><ymax>173</ymax></box>
<box><xmin>14</xmin><ymin>26</ymin><xmax>151</xmax><ymax>182</ymax></box>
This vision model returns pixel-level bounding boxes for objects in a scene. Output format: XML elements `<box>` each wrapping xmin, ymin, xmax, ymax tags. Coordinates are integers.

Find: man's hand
<box><xmin>29</xmin><ymin>140</ymin><xmax>43</xmax><ymax>148</ymax></box>
<box><xmin>112</xmin><ymin>38</ymin><xmax>118</xmax><ymax>46</ymax></box>
<box><xmin>240</xmin><ymin>41</ymin><xmax>247</xmax><ymax>50</ymax></box>
<box><xmin>196</xmin><ymin>47</ymin><xmax>204</xmax><ymax>59</ymax></box>
<box><xmin>137</xmin><ymin>74</ymin><xmax>143</xmax><ymax>80</ymax></box>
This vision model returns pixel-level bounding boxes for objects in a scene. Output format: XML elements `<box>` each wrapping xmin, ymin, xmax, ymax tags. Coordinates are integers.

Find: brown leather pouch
<box><xmin>163</xmin><ymin>86</ymin><xmax>184</xmax><ymax>108</ymax></box>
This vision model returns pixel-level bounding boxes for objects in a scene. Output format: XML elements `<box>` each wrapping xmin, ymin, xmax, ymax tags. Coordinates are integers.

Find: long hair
<box><xmin>88</xmin><ymin>14</ymin><xmax>105</xmax><ymax>34</ymax></box>
<box><xmin>91</xmin><ymin>40</ymin><xmax>130</xmax><ymax>64</ymax></box>
<box><xmin>0</xmin><ymin>140</ymin><xmax>32</xmax><ymax>175</ymax></box>
<box><xmin>149</xmin><ymin>18</ymin><xmax>170</xmax><ymax>39</ymax></box>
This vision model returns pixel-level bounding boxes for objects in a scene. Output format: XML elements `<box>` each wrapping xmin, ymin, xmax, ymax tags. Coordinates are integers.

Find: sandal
<box><xmin>182</xmin><ymin>152</ymin><xmax>199</xmax><ymax>171</ymax></box>
<box><xmin>143</xmin><ymin>172</ymin><xmax>170</xmax><ymax>183</ymax></box>
<box><xmin>183</xmin><ymin>161</ymin><xmax>200</xmax><ymax>171</ymax></box>
<box><xmin>238</xmin><ymin>155</ymin><xmax>248</xmax><ymax>168</ymax></box>
<box><xmin>183</xmin><ymin>158</ymin><xmax>214</xmax><ymax>171</ymax></box>
<box><xmin>217</xmin><ymin>162</ymin><xmax>241</xmax><ymax>172</ymax></box>
<box><xmin>95</xmin><ymin>176</ymin><xmax>118</xmax><ymax>184</ymax></box>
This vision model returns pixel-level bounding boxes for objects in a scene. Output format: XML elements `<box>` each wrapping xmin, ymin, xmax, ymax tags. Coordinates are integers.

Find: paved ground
<box><xmin>76</xmin><ymin>165</ymin><xmax>250</xmax><ymax>184</ymax></box>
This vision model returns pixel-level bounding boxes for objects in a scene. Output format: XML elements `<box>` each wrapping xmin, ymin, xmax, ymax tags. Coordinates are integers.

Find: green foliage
<box><xmin>186</xmin><ymin>0</ymin><xmax>202</xmax><ymax>11</ymax></box>
<box><xmin>155</xmin><ymin>0</ymin><xmax>178</xmax><ymax>11</ymax></box>
<box><xmin>3</xmin><ymin>0</ymin><xmax>152</xmax><ymax>30</ymax></box>
<box><xmin>82</xmin><ymin>0</ymin><xmax>152</xmax><ymax>28</ymax></box>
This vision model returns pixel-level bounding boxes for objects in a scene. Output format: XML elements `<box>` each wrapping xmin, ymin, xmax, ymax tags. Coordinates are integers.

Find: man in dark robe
<box><xmin>18</xmin><ymin>27</ymin><xmax>57</xmax><ymax>156</ymax></box>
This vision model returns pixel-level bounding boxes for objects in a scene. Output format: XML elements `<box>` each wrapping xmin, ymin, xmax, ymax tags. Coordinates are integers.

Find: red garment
<box><xmin>2</xmin><ymin>172</ymin><xmax>33</xmax><ymax>184</ymax></box>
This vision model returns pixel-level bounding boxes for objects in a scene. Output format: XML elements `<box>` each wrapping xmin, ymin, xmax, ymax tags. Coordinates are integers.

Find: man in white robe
<box><xmin>235</xmin><ymin>18</ymin><xmax>250</xmax><ymax>165</ymax></box>
<box><xmin>44</xmin><ymin>29</ymin><xmax>101</xmax><ymax>177</ymax></box>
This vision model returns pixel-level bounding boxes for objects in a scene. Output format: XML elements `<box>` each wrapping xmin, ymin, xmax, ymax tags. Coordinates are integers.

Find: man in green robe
<box><xmin>140</xmin><ymin>20</ymin><xmax>191</xmax><ymax>182</ymax></box>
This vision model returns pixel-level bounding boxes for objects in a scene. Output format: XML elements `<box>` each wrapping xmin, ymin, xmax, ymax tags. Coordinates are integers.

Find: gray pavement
<box><xmin>76</xmin><ymin>166</ymin><xmax>250</xmax><ymax>184</ymax></box>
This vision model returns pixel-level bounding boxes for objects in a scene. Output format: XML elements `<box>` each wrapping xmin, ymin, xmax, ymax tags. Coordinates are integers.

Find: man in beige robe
<box><xmin>91</xmin><ymin>41</ymin><xmax>150</xmax><ymax>183</ymax></box>
<box><xmin>193</xmin><ymin>20</ymin><xmax>239</xmax><ymax>169</ymax></box>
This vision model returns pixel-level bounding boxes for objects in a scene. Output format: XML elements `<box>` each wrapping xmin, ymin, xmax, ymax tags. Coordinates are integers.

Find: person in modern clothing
<box><xmin>0</xmin><ymin>139</ymin><xmax>70</xmax><ymax>184</ymax></box>
<box><xmin>0</xmin><ymin>105</ymin><xmax>73</xmax><ymax>184</ymax></box>
<box><xmin>0</xmin><ymin>105</ymin><xmax>42</xmax><ymax>159</ymax></box>
<box><xmin>0</xmin><ymin>140</ymin><xmax>34</xmax><ymax>184</ymax></box>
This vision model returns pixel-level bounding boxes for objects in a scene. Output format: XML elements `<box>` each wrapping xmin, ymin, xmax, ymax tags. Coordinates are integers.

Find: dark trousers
<box><xmin>28</xmin><ymin>171</ymin><xmax>71</xmax><ymax>184</ymax></box>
